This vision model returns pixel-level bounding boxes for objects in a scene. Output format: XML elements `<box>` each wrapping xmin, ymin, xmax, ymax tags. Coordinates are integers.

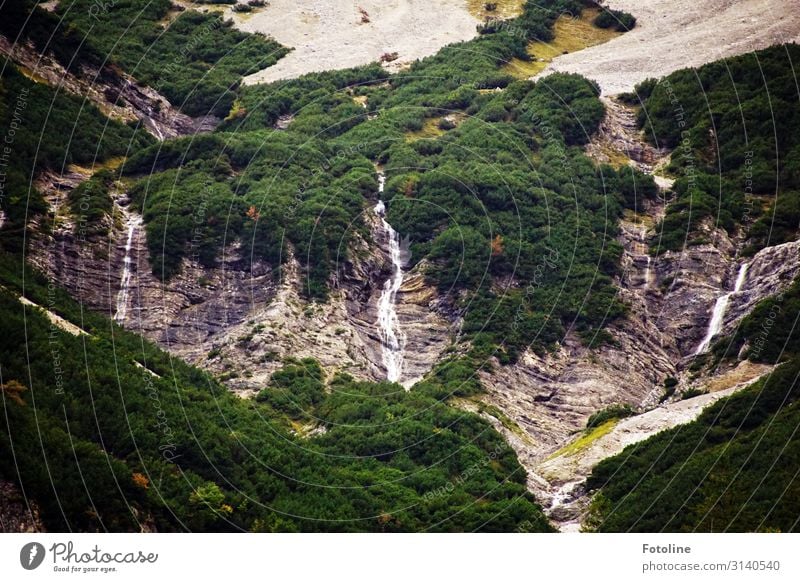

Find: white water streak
<box><xmin>113</xmin><ymin>214</ymin><xmax>141</xmax><ymax>324</ymax></box>
<box><xmin>694</xmin><ymin>262</ymin><xmax>749</xmax><ymax>354</ymax></box>
<box><xmin>374</xmin><ymin>173</ymin><xmax>407</xmax><ymax>384</ymax></box>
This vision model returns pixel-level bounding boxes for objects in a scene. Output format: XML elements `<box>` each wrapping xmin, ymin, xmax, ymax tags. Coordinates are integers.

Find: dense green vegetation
<box><xmin>126</xmin><ymin>0</ymin><xmax>652</xmax><ymax>359</ymax></box>
<box><xmin>2</xmin><ymin>0</ymin><xmax>287</xmax><ymax>118</ymax></box>
<box><xmin>62</xmin><ymin>0</ymin><xmax>287</xmax><ymax>117</ymax></box>
<box><xmin>586</xmin><ymin>358</ymin><xmax>800</xmax><ymax>532</ymax></box>
<box><xmin>592</xmin><ymin>8</ymin><xmax>636</xmax><ymax>32</ymax></box>
<box><xmin>0</xmin><ymin>255</ymin><xmax>551</xmax><ymax>531</ymax></box>
<box><xmin>0</xmin><ymin>66</ymin><xmax>151</xmax><ymax>250</ymax></box>
<box><xmin>586</xmin><ymin>404</ymin><xmax>634</xmax><ymax>429</ymax></box>
<box><xmin>584</xmin><ymin>41</ymin><xmax>800</xmax><ymax>534</ymax></box>
<box><xmin>588</xmin><ymin>274</ymin><xmax>800</xmax><ymax>531</ymax></box>
<box><xmin>67</xmin><ymin>169</ymin><xmax>116</xmax><ymax>235</ymax></box>
<box><xmin>632</xmin><ymin>44</ymin><xmax>800</xmax><ymax>255</ymax></box>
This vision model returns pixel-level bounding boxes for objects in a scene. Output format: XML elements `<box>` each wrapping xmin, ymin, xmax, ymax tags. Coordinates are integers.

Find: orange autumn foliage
<box><xmin>132</xmin><ymin>472</ymin><xmax>150</xmax><ymax>490</ymax></box>
<box><xmin>491</xmin><ymin>234</ymin><xmax>504</xmax><ymax>256</ymax></box>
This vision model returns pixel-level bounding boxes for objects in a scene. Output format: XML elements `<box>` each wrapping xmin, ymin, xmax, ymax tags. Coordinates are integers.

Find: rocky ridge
<box><xmin>468</xmin><ymin>99</ymin><xmax>800</xmax><ymax>529</ymax></box>
<box><xmin>0</xmin><ymin>35</ymin><xmax>217</xmax><ymax>140</ymax></box>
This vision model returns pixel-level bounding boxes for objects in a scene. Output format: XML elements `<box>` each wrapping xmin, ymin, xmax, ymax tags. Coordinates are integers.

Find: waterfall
<box><xmin>374</xmin><ymin>173</ymin><xmax>407</xmax><ymax>384</ymax></box>
<box><xmin>644</xmin><ymin>256</ymin><xmax>652</xmax><ymax>289</ymax></box>
<box><xmin>113</xmin><ymin>214</ymin><xmax>141</xmax><ymax>324</ymax></box>
<box><xmin>694</xmin><ymin>262</ymin><xmax>749</xmax><ymax>354</ymax></box>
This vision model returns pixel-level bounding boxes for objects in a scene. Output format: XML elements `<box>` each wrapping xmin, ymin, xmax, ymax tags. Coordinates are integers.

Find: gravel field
<box><xmin>236</xmin><ymin>0</ymin><xmax>481</xmax><ymax>84</ymax></box>
<box><xmin>236</xmin><ymin>0</ymin><xmax>800</xmax><ymax>92</ymax></box>
<box><xmin>538</xmin><ymin>0</ymin><xmax>800</xmax><ymax>94</ymax></box>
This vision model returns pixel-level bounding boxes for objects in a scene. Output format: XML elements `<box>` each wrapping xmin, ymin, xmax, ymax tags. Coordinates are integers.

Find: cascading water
<box><xmin>374</xmin><ymin>173</ymin><xmax>407</xmax><ymax>384</ymax></box>
<box><xmin>694</xmin><ymin>262</ymin><xmax>749</xmax><ymax>354</ymax></box>
<box><xmin>113</xmin><ymin>214</ymin><xmax>142</xmax><ymax>324</ymax></box>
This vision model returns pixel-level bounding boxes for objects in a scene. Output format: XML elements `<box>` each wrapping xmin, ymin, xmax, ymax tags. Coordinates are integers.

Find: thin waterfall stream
<box><xmin>694</xmin><ymin>262</ymin><xmax>750</xmax><ymax>354</ymax></box>
<box><xmin>373</xmin><ymin>173</ymin><xmax>407</xmax><ymax>384</ymax></box>
<box><xmin>113</xmin><ymin>214</ymin><xmax>141</xmax><ymax>324</ymax></box>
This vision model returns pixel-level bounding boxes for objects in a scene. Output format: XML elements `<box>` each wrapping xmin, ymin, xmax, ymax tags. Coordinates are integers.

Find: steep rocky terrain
<box><xmin>28</xmin><ymin>175</ymin><xmax>458</xmax><ymax>394</ymax></box>
<box><xmin>7</xmin><ymin>0</ymin><xmax>800</xmax><ymax>534</ymax></box>
<box><xmin>462</xmin><ymin>95</ymin><xmax>800</xmax><ymax>528</ymax></box>
<box><xmin>0</xmin><ymin>35</ymin><xmax>217</xmax><ymax>140</ymax></box>
<box><xmin>536</xmin><ymin>359</ymin><xmax>775</xmax><ymax>530</ymax></box>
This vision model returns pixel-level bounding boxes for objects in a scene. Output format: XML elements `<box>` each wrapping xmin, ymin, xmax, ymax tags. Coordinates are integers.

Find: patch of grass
<box><xmin>622</xmin><ymin>208</ymin><xmax>657</xmax><ymax>229</ymax></box>
<box><xmin>681</xmin><ymin>387</ymin><xmax>708</xmax><ymax>400</ymax></box>
<box><xmin>405</xmin><ymin>114</ymin><xmax>466</xmax><ymax>141</ymax></box>
<box><xmin>504</xmin><ymin>8</ymin><xmax>622</xmax><ymax>78</ymax></box>
<box><xmin>405</xmin><ymin>117</ymin><xmax>446</xmax><ymax>141</ymax></box>
<box><xmin>478</xmin><ymin>402</ymin><xmax>529</xmax><ymax>440</ymax></box>
<box><xmin>597</xmin><ymin>142</ymin><xmax>632</xmax><ymax>168</ymax></box>
<box><xmin>548</xmin><ymin>419</ymin><xmax>618</xmax><ymax>460</ymax></box>
<box><xmin>586</xmin><ymin>404</ymin><xmax>634</xmax><ymax>429</ymax></box>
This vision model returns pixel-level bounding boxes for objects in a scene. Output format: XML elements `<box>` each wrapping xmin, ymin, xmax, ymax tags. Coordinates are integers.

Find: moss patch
<box><xmin>547</xmin><ymin>419</ymin><xmax>618</xmax><ymax>460</ymax></box>
<box><xmin>405</xmin><ymin>113</ymin><xmax>465</xmax><ymax>142</ymax></box>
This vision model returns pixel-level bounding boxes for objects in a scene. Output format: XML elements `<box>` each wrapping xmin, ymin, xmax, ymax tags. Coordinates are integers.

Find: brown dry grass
<box><xmin>467</xmin><ymin>0</ymin><xmax>525</xmax><ymax>21</ymax></box>
<box><xmin>702</xmin><ymin>361</ymin><xmax>773</xmax><ymax>393</ymax></box>
<box><xmin>504</xmin><ymin>8</ymin><xmax>622</xmax><ymax>78</ymax></box>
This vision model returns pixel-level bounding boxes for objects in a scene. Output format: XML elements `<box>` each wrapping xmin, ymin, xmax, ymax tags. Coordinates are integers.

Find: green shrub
<box><xmin>593</xmin><ymin>9</ymin><xmax>636</xmax><ymax>31</ymax></box>
<box><xmin>586</xmin><ymin>404</ymin><xmax>634</xmax><ymax>429</ymax></box>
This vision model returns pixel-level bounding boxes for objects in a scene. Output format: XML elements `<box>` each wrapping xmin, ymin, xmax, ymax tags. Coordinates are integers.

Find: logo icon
<box><xmin>20</xmin><ymin>542</ymin><xmax>45</xmax><ymax>570</ymax></box>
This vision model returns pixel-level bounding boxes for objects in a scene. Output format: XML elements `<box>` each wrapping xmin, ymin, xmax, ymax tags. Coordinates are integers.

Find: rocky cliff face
<box><xmin>0</xmin><ymin>35</ymin><xmax>218</xmax><ymax>140</ymax></box>
<box><xmin>187</xmin><ymin>202</ymin><xmax>458</xmax><ymax>393</ymax></box>
<box><xmin>22</xmin><ymin>94</ymin><xmax>800</xmax><ymax>530</ymax></box>
<box><xmin>28</xmin><ymin>175</ymin><xmax>457</xmax><ymax>394</ymax></box>
<box><xmin>28</xmin><ymin>174</ymin><xmax>276</xmax><ymax>371</ymax></box>
<box><xmin>470</xmin><ymin>100</ymin><xmax>800</xmax><ymax>529</ymax></box>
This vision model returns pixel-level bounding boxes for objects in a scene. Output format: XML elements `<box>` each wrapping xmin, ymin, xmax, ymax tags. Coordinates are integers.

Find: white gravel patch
<box><xmin>537</xmin><ymin>0</ymin><xmax>800</xmax><ymax>94</ymax></box>
<box><xmin>236</xmin><ymin>0</ymin><xmax>482</xmax><ymax>85</ymax></box>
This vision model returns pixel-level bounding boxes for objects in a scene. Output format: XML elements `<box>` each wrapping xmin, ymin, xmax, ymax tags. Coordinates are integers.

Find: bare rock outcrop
<box><xmin>340</xmin><ymin>207</ymin><xmax>458</xmax><ymax>387</ymax></box>
<box><xmin>536</xmin><ymin>360</ymin><xmax>775</xmax><ymax>530</ymax></box>
<box><xmin>28</xmin><ymin>184</ymin><xmax>277</xmax><ymax>379</ymax></box>
<box><xmin>29</xmin><ymin>173</ymin><xmax>457</xmax><ymax>393</ymax></box>
<box><xmin>0</xmin><ymin>35</ymin><xmax>218</xmax><ymax>140</ymax></box>
<box><xmin>724</xmin><ymin>240</ymin><xmax>800</xmax><ymax>335</ymax></box>
<box><xmin>472</xmin><ymin>186</ymin><xmax>799</xmax><ymax>528</ymax></box>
